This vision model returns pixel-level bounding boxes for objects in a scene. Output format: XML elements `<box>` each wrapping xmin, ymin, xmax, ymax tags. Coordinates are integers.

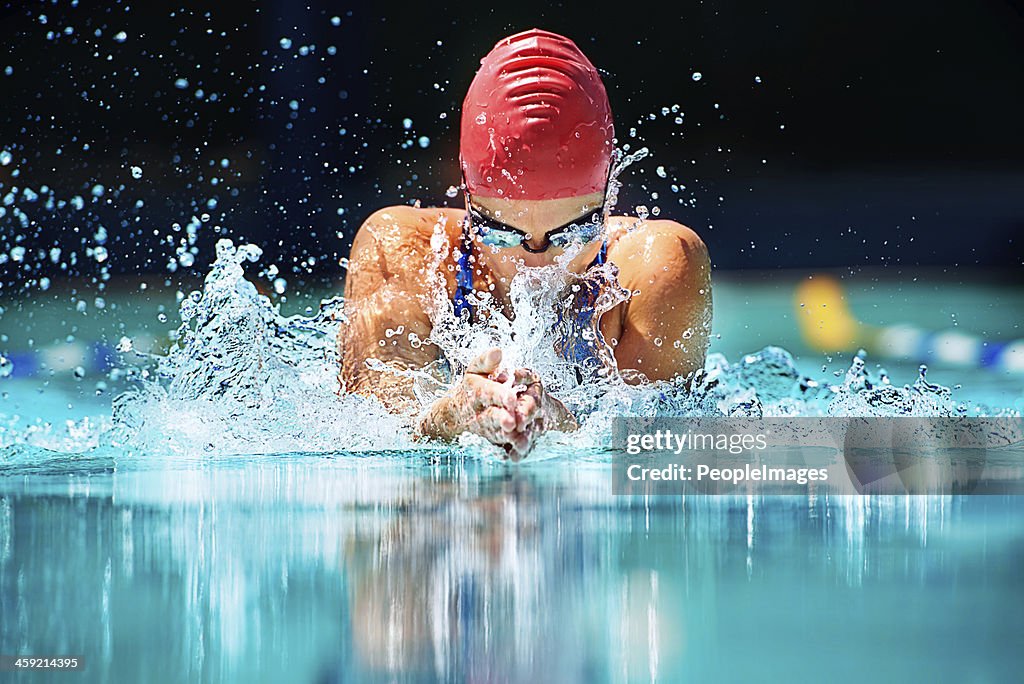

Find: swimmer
<box><xmin>339</xmin><ymin>29</ymin><xmax>712</xmax><ymax>459</ymax></box>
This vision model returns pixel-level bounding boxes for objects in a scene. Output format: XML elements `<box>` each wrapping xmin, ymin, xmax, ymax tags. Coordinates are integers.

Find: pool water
<box><xmin>2</xmin><ymin>270</ymin><xmax>1023</xmax><ymax>683</ymax></box>
<box><xmin>2</xmin><ymin>454</ymin><xmax>1022</xmax><ymax>683</ymax></box>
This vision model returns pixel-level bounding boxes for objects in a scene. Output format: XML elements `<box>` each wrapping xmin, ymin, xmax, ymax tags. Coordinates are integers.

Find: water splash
<box><xmin>102</xmin><ymin>231</ymin><xmax>989</xmax><ymax>459</ymax></box>
<box><xmin>3</xmin><ymin>228</ymin><xmax>996</xmax><ymax>461</ymax></box>
<box><xmin>421</xmin><ymin>255</ymin><xmax>629</xmax><ymax>397</ymax></box>
<box><xmin>2</xmin><ymin>176</ymin><xmax>999</xmax><ymax>460</ymax></box>
<box><xmin>105</xmin><ymin>239</ymin><xmax>417</xmax><ymax>458</ymax></box>
<box><xmin>605</xmin><ymin>146</ymin><xmax>650</xmax><ymax>217</ymax></box>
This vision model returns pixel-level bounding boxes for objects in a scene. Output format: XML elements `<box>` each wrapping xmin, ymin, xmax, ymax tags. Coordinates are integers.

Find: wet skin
<box><xmin>338</xmin><ymin>193</ymin><xmax>712</xmax><ymax>460</ymax></box>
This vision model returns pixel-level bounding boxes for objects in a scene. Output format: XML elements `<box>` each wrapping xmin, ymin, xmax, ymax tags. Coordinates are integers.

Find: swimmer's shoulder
<box><xmin>347</xmin><ymin>206</ymin><xmax>467</xmax><ymax>298</ymax></box>
<box><xmin>354</xmin><ymin>205</ymin><xmax>466</xmax><ymax>254</ymax></box>
<box><xmin>604</xmin><ymin>216</ymin><xmax>708</xmax><ymax>282</ymax></box>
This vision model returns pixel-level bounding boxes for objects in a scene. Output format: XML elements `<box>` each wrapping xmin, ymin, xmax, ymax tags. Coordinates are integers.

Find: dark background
<box><xmin>1</xmin><ymin>0</ymin><xmax>1022</xmax><ymax>295</ymax></box>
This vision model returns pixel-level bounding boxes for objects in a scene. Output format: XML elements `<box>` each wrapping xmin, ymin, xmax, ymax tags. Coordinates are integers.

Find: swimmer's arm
<box><xmin>610</xmin><ymin>222</ymin><xmax>712</xmax><ymax>382</ymax></box>
<box><xmin>338</xmin><ymin>208</ymin><xmax>444</xmax><ymax>413</ymax></box>
<box><xmin>340</xmin><ymin>302</ymin><xmax>435</xmax><ymax>414</ymax></box>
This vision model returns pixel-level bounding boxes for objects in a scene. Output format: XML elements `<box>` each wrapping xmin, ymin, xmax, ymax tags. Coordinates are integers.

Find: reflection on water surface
<box><xmin>1</xmin><ymin>454</ymin><xmax>1021</xmax><ymax>683</ymax></box>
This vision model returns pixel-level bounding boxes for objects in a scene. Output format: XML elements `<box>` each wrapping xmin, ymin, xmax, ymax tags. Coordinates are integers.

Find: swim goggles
<box><xmin>464</xmin><ymin>199</ymin><xmax>606</xmax><ymax>253</ymax></box>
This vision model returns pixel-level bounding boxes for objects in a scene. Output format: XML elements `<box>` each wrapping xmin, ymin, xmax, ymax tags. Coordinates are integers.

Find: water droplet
<box><xmin>130</xmin><ymin>165</ymin><xmax>143</xmax><ymax>179</ymax></box>
<box><xmin>113</xmin><ymin>31</ymin><xmax>127</xmax><ymax>43</ymax></box>
<box><xmin>0</xmin><ymin>355</ymin><xmax>13</xmax><ymax>378</ymax></box>
<box><xmin>445</xmin><ymin>185</ymin><xmax>459</xmax><ymax>198</ymax></box>
<box><xmin>331</xmin><ymin>16</ymin><xmax>341</xmax><ymax>26</ymax></box>
<box><xmin>0</xmin><ymin>150</ymin><xmax>11</xmax><ymax>166</ymax></box>
<box><xmin>402</xmin><ymin>118</ymin><xmax>413</xmax><ymax>130</ymax></box>
<box><xmin>280</xmin><ymin>37</ymin><xmax>293</xmax><ymax>49</ymax></box>
<box><xmin>417</xmin><ymin>136</ymin><xmax>430</xmax><ymax>148</ymax></box>
<box><xmin>475</xmin><ymin>113</ymin><xmax>487</xmax><ymax>125</ymax></box>
<box><xmin>174</xmin><ymin>77</ymin><xmax>189</xmax><ymax>89</ymax></box>
<box><xmin>656</xmin><ymin>165</ymin><xmax>667</xmax><ymax>178</ymax></box>
<box><xmin>691</xmin><ymin>71</ymin><xmax>702</xmax><ymax>81</ymax></box>
<box><xmin>116</xmin><ymin>337</ymin><xmax>133</xmax><ymax>353</ymax></box>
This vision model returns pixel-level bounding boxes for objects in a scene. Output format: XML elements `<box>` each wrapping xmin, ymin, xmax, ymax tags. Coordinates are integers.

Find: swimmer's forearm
<box><xmin>348</xmin><ymin>372</ymin><xmax>421</xmax><ymax>415</ymax></box>
<box><xmin>417</xmin><ymin>393</ymin><xmax>469</xmax><ymax>441</ymax></box>
<box><xmin>543</xmin><ymin>395</ymin><xmax>579</xmax><ymax>432</ymax></box>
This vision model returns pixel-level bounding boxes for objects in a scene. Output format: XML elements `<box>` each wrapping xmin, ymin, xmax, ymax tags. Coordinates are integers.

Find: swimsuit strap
<box><xmin>453</xmin><ymin>225</ymin><xmax>475</xmax><ymax>319</ymax></box>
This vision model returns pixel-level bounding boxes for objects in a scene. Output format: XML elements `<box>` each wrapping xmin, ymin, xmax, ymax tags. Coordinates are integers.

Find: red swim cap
<box><xmin>460</xmin><ymin>29</ymin><xmax>614</xmax><ymax>201</ymax></box>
